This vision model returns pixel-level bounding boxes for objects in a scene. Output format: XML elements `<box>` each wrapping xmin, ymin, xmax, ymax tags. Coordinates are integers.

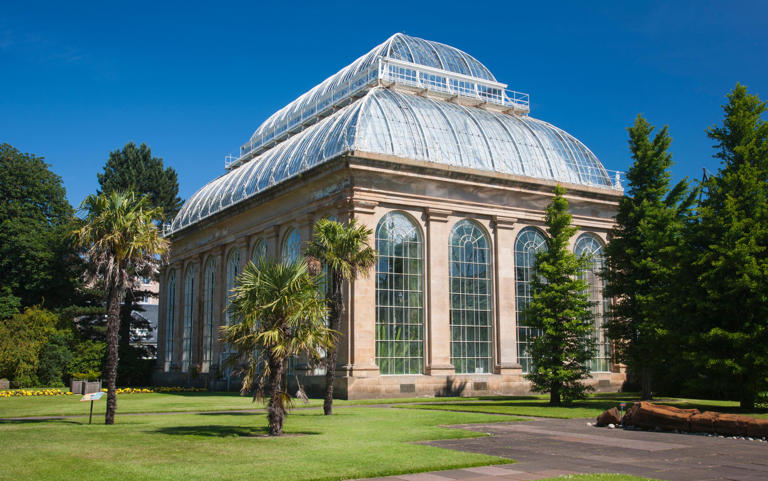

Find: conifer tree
<box><xmin>525</xmin><ymin>185</ymin><xmax>595</xmax><ymax>406</ymax></box>
<box><xmin>98</xmin><ymin>142</ymin><xmax>182</xmax><ymax>222</ymax></box>
<box><xmin>604</xmin><ymin>115</ymin><xmax>693</xmax><ymax>400</ymax></box>
<box><xmin>687</xmin><ymin>84</ymin><xmax>768</xmax><ymax>409</ymax></box>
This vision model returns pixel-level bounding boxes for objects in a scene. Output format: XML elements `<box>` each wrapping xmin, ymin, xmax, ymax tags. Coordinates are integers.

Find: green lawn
<box><xmin>0</xmin><ymin>407</ymin><xmax>518</xmax><ymax>481</ymax></box>
<box><xmin>397</xmin><ymin>393</ymin><xmax>768</xmax><ymax>419</ymax></box>
<box><xmin>0</xmin><ymin>391</ymin><xmax>476</xmax><ymax>418</ymax></box>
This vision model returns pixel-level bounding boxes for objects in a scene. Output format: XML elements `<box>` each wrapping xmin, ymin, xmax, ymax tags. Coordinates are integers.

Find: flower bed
<box><xmin>1</xmin><ymin>386</ymin><xmax>207</xmax><ymax>398</ymax></box>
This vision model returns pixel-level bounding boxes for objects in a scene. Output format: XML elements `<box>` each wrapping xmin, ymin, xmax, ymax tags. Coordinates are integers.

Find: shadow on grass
<box><xmin>154</xmin><ymin>424</ymin><xmax>319</xmax><ymax>437</ymax></box>
<box><xmin>0</xmin><ymin>418</ymin><xmax>85</xmax><ymax>425</ymax></box>
<box><xmin>196</xmin><ymin>411</ymin><xmax>264</xmax><ymax>416</ymax></box>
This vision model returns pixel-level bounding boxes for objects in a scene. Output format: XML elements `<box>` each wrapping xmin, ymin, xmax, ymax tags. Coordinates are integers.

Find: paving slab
<box><xmin>354</xmin><ymin>417</ymin><xmax>768</xmax><ymax>481</ymax></box>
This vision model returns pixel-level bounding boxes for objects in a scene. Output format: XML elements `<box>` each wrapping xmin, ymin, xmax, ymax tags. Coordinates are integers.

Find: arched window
<box><xmin>202</xmin><ymin>257</ymin><xmax>216</xmax><ymax>373</ymax></box>
<box><xmin>164</xmin><ymin>269</ymin><xmax>177</xmax><ymax>372</ymax></box>
<box><xmin>575</xmin><ymin>233</ymin><xmax>611</xmax><ymax>372</ymax></box>
<box><xmin>281</xmin><ymin>228</ymin><xmax>301</xmax><ymax>264</ymax></box>
<box><xmin>515</xmin><ymin>227</ymin><xmax>547</xmax><ymax>373</ymax></box>
<box><xmin>225</xmin><ymin>248</ymin><xmax>241</xmax><ymax>325</ymax></box>
<box><xmin>182</xmin><ymin>266</ymin><xmax>194</xmax><ymax>372</ymax></box>
<box><xmin>250</xmin><ymin>238</ymin><xmax>267</xmax><ymax>264</ymax></box>
<box><xmin>375</xmin><ymin>212</ymin><xmax>424</xmax><ymax>375</ymax></box>
<box><xmin>449</xmin><ymin>220</ymin><xmax>493</xmax><ymax>374</ymax></box>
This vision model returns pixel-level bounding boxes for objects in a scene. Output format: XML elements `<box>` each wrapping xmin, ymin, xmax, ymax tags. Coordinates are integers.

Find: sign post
<box><xmin>80</xmin><ymin>391</ymin><xmax>105</xmax><ymax>424</ymax></box>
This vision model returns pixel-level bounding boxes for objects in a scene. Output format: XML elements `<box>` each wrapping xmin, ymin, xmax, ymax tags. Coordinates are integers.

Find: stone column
<box><xmin>157</xmin><ymin>267</ymin><xmax>168</xmax><ymax>373</ymax></box>
<box><xmin>194</xmin><ymin>253</ymin><xmax>205</xmax><ymax>369</ymax></box>
<box><xmin>265</xmin><ymin>225</ymin><xmax>281</xmax><ymax>260</ymax></box>
<box><xmin>212</xmin><ymin>246</ymin><xmax>225</xmax><ymax>370</ymax></box>
<box><xmin>492</xmin><ymin>216</ymin><xmax>521</xmax><ymax>374</ymax></box>
<box><xmin>346</xmin><ymin>199</ymin><xmax>379</xmax><ymax>377</ymax></box>
<box><xmin>171</xmin><ymin>261</ymin><xmax>184</xmax><ymax>372</ymax></box>
<box><xmin>296</xmin><ymin>215</ymin><xmax>314</xmax><ymax>258</ymax></box>
<box><xmin>425</xmin><ymin>208</ymin><xmax>454</xmax><ymax>376</ymax></box>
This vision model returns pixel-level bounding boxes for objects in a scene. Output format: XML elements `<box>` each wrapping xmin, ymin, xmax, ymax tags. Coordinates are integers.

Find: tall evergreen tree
<box><xmin>687</xmin><ymin>84</ymin><xmax>768</xmax><ymax>409</ymax></box>
<box><xmin>97</xmin><ymin>142</ymin><xmax>182</xmax><ymax>222</ymax></box>
<box><xmin>604</xmin><ymin>115</ymin><xmax>694</xmax><ymax>400</ymax></box>
<box><xmin>525</xmin><ymin>185</ymin><xmax>596</xmax><ymax>406</ymax></box>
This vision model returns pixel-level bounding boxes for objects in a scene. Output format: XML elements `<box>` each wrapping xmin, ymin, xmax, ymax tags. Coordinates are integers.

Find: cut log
<box><xmin>596</xmin><ymin>407</ymin><xmax>621</xmax><ymax>426</ymax></box>
<box><xmin>621</xmin><ymin>402</ymin><xmax>767</xmax><ymax>437</ymax></box>
<box><xmin>713</xmin><ymin>413</ymin><xmax>748</xmax><ymax>436</ymax></box>
<box><xmin>689</xmin><ymin>411</ymin><xmax>718</xmax><ymax>433</ymax></box>
<box><xmin>745</xmin><ymin>418</ymin><xmax>768</xmax><ymax>438</ymax></box>
<box><xmin>622</xmin><ymin>401</ymin><xmax>698</xmax><ymax>431</ymax></box>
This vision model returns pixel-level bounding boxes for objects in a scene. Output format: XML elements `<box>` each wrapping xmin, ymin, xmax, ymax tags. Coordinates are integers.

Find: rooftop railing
<box><xmin>227</xmin><ymin>57</ymin><xmax>531</xmax><ymax>170</ymax></box>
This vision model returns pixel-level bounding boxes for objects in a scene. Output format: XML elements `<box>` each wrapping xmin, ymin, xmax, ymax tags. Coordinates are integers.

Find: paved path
<box><xmin>355</xmin><ymin>418</ymin><xmax>768</xmax><ymax>481</ymax></box>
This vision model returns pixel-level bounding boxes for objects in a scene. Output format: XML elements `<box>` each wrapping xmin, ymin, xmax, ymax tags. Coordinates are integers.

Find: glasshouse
<box><xmin>155</xmin><ymin>33</ymin><xmax>625</xmax><ymax>397</ymax></box>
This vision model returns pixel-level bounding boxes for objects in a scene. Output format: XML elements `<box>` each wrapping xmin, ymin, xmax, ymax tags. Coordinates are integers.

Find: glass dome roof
<box><xmin>171</xmin><ymin>88</ymin><xmax>618</xmax><ymax>233</ymax></box>
<box><xmin>246</xmin><ymin>34</ymin><xmax>496</xmax><ymax>147</ymax></box>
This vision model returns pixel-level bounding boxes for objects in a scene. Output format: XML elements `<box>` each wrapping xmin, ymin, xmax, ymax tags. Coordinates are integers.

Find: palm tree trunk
<box><xmin>268</xmin><ymin>354</ymin><xmax>285</xmax><ymax>436</ymax></box>
<box><xmin>323</xmin><ymin>272</ymin><xmax>343</xmax><ymax>415</ymax></box>
<box><xmin>105</xmin><ymin>283</ymin><xmax>125</xmax><ymax>425</ymax></box>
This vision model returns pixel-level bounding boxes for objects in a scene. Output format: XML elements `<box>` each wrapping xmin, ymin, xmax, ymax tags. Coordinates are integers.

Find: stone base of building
<box><xmin>152</xmin><ymin>369</ymin><xmax>625</xmax><ymax>399</ymax></box>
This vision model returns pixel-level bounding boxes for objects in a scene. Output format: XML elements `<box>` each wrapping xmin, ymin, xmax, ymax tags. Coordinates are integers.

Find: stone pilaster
<box><xmin>492</xmin><ymin>215</ymin><xmax>522</xmax><ymax>374</ymax></box>
<box><xmin>344</xmin><ymin>199</ymin><xmax>379</xmax><ymax>377</ymax></box>
<box><xmin>265</xmin><ymin>225</ymin><xmax>281</xmax><ymax>260</ymax></box>
<box><xmin>171</xmin><ymin>261</ymin><xmax>184</xmax><ymax>371</ymax></box>
<box><xmin>425</xmin><ymin>208</ymin><xmax>454</xmax><ymax>376</ymax></box>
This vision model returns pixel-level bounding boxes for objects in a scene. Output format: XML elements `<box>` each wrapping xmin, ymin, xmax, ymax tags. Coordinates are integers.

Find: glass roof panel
<box><xmin>172</xmin><ymin>88</ymin><xmax>615</xmax><ymax>233</ymax></box>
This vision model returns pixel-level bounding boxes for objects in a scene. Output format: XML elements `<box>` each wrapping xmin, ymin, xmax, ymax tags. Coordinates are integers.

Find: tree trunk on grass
<box><xmin>323</xmin><ymin>272</ymin><xmax>343</xmax><ymax>416</ymax></box>
<box><xmin>640</xmin><ymin>366</ymin><xmax>653</xmax><ymax>401</ymax></box>
<box><xmin>104</xmin><ymin>284</ymin><xmax>125</xmax><ymax>425</ymax></box>
<box><xmin>550</xmin><ymin>383</ymin><xmax>561</xmax><ymax>406</ymax></box>
<box><xmin>268</xmin><ymin>354</ymin><xmax>286</xmax><ymax>436</ymax></box>
<box><xmin>740</xmin><ymin>392</ymin><xmax>755</xmax><ymax>410</ymax></box>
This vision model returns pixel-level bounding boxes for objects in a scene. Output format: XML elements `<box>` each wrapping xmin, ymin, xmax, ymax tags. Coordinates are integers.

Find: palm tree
<box><xmin>305</xmin><ymin>218</ymin><xmax>376</xmax><ymax>415</ymax></box>
<box><xmin>222</xmin><ymin>258</ymin><xmax>333</xmax><ymax>436</ymax></box>
<box><xmin>74</xmin><ymin>191</ymin><xmax>168</xmax><ymax>424</ymax></box>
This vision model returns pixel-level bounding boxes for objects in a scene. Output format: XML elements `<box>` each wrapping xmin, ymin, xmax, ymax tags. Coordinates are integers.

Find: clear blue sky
<box><xmin>2</xmin><ymin>1</ymin><xmax>766</xmax><ymax>208</ymax></box>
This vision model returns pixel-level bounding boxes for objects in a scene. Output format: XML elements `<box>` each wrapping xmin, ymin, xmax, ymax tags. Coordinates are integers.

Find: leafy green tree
<box><xmin>0</xmin><ymin>307</ymin><xmax>58</xmax><ymax>387</ymax></box>
<box><xmin>686</xmin><ymin>84</ymin><xmax>768</xmax><ymax>409</ymax></box>
<box><xmin>0</xmin><ymin>144</ymin><xmax>79</xmax><ymax>317</ymax></box>
<box><xmin>305</xmin><ymin>218</ymin><xmax>376</xmax><ymax>415</ymax></box>
<box><xmin>222</xmin><ymin>258</ymin><xmax>333</xmax><ymax>436</ymax></box>
<box><xmin>74</xmin><ymin>191</ymin><xmax>168</xmax><ymax>424</ymax></box>
<box><xmin>97</xmin><ymin>141</ymin><xmax>182</xmax><ymax>353</ymax></box>
<box><xmin>37</xmin><ymin>330</ymin><xmax>74</xmax><ymax>387</ymax></box>
<box><xmin>68</xmin><ymin>339</ymin><xmax>106</xmax><ymax>377</ymax></box>
<box><xmin>604</xmin><ymin>115</ymin><xmax>694</xmax><ymax>400</ymax></box>
<box><xmin>524</xmin><ymin>185</ymin><xmax>596</xmax><ymax>406</ymax></box>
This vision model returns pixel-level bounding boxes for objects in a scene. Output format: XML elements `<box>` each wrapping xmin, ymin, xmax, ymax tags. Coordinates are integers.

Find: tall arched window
<box><xmin>449</xmin><ymin>220</ymin><xmax>493</xmax><ymax>374</ymax></box>
<box><xmin>575</xmin><ymin>233</ymin><xmax>611</xmax><ymax>372</ymax></box>
<box><xmin>250</xmin><ymin>238</ymin><xmax>266</xmax><ymax>263</ymax></box>
<box><xmin>202</xmin><ymin>257</ymin><xmax>216</xmax><ymax>373</ymax></box>
<box><xmin>281</xmin><ymin>228</ymin><xmax>301</xmax><ymax>264</ymax></box>
<box><xmin>375</xmin><ymin>212</ymin><xmax>424</xmax><ymax>375</ymax></box>
<box><xmin>225</xmin><ymin>248</ymin><xmax>241</xmax><ymax>325</ymax></box>
<box><xmin>164</xmin><ymin>269</ymin><xmax>177</xmax><ymax>372</ymax></box>
<box><xmin>182</xmin><ymin>266</ymin><xmax>194</xmax><ymax>372</ymax></box>
<box><xmin>515</xmin><ymin>227</ymin><xmax>547</xmax><ymax>373</ymax></box>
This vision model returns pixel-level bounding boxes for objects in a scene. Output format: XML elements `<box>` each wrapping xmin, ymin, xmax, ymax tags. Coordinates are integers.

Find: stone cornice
<box><xmin>425</xmin><ymin>207</ymin><xmax>451</xmax><ymax>222</ymax></box>
<box><xmin>492</xmin><ymin>215</ymin><xmax>518</xmax><ymax>230</ymax></box>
